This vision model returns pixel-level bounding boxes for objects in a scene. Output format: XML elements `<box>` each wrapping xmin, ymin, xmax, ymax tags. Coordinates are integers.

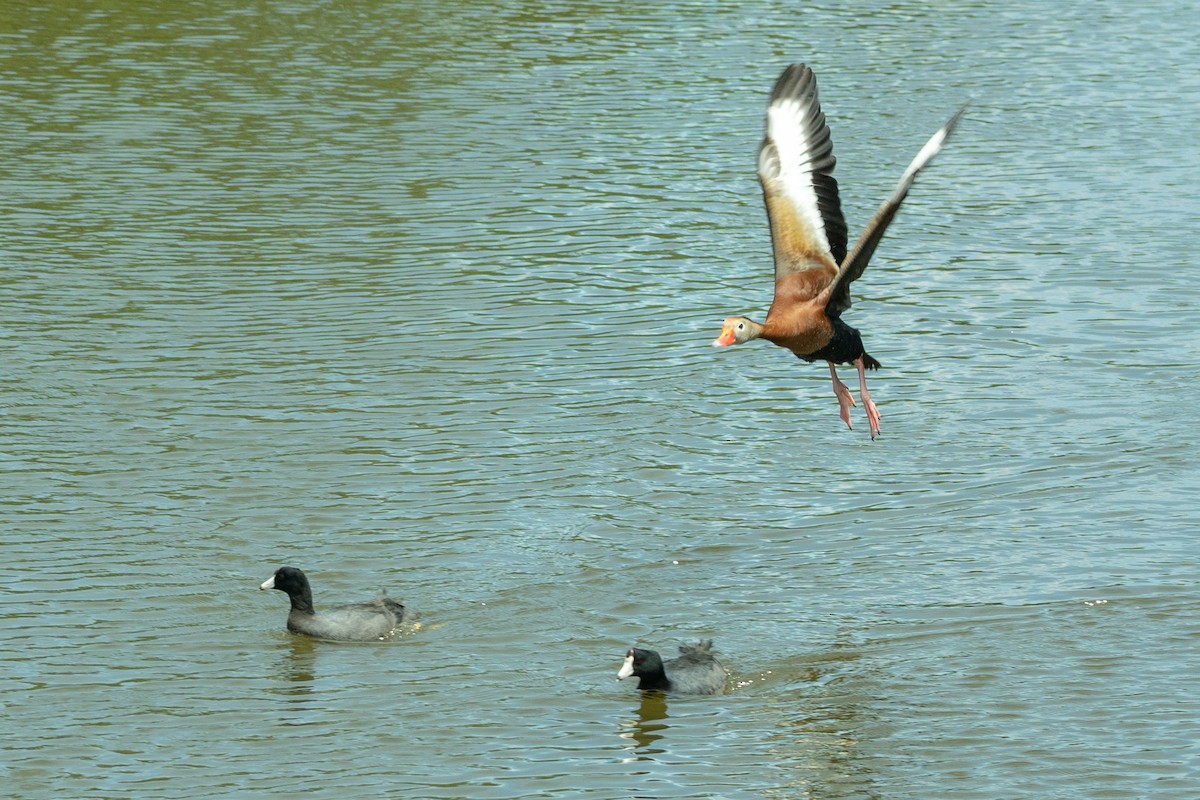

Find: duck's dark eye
<box><xmin>736</xmin><ymin>322</ymin><xmax>745</xmax><ymax>331</ymax></box>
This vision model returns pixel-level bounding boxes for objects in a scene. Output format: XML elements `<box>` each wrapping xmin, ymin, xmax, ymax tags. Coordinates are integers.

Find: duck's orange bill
<box><xmin>712</xmin><ymin>327</ymin><xmax>736</xmax><ymax>347</ymax></box>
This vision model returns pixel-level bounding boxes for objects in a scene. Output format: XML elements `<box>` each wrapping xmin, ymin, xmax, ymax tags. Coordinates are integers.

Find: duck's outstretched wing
<box><xmin>822</xmin><ymin>104</ymin><xmax>968</xmax><ymax>315</ymax></box>
<box><xmin>757</xmin><ymin>64</ymin><xmax>847</xmax><ymax>280</ymax></box>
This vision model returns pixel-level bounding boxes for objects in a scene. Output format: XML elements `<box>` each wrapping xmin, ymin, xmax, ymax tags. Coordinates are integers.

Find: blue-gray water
<box><xmin>3</xmin><ymin>1</ymin><xmax>1198</xmax><ymax>798</ymax></box>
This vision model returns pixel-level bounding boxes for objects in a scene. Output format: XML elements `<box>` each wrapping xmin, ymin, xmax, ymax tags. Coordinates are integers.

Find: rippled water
<box><xmin>3</xmin><ymin>1</ymin><xmax>1198</xmax><ymax>798</ymax></box>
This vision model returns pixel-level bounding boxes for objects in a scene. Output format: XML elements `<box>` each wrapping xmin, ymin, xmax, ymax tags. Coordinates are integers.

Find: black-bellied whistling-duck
<box><xmin>712</xmin><ymin>64</ymin><xmax>965</xmax><ymax>439</ymax></box>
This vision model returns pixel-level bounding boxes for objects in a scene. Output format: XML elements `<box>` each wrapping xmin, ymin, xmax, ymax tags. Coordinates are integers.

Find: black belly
<box><xmin>795</xmin><ymin>316</ymin><xmax>880</xmax><ymax>369</ymax></box>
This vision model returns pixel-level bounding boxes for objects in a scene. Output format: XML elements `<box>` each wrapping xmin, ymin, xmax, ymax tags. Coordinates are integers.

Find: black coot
<box><xmin>259</xmin><ymin>566</ymin><xmax>415</xmax><ymax>642</ymax></box>
<box><xmin>617</xmin><ymin>640</ymin><xmax>726</xmax><ymax>695</ymax></box>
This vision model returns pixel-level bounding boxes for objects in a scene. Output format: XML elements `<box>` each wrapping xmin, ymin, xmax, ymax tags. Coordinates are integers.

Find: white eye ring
<box><xmin>736</xmin><ymin>322</ymin><xmax>745</xmax><ymax>331</ymax></box>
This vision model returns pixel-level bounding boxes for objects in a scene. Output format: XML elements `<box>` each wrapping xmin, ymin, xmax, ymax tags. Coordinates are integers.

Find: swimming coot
<box><xmin>617</xmin><ymin>640</ymin><xmax>727</xmax><ymax>695</ymax></box>
<box><xmin>259</xmin><ymin>566</ymin><xmax>415</xmax><ymax>642</ymax></box>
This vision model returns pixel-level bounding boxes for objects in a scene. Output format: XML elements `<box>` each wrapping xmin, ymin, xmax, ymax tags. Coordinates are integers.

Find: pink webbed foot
<box><xmin>828</xmin><ymin>362</ymin><xmax>856</xmax><ymax>431</ymax></box>
<box><xmin>855</xmin><ymin>357</ymin><xmax>882</xmax><ymax>440</ymax></box>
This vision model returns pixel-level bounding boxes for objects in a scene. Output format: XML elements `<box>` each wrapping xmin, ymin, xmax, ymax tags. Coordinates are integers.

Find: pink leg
<box><xmin>855</xmin><ymin>356</ymin><xmax>882</xmax><ymax>440</ymax></box>
<box><xmin>828</xmin><ymin>361</ymin><xmax>855</xmax><ymax>430</ymax></box>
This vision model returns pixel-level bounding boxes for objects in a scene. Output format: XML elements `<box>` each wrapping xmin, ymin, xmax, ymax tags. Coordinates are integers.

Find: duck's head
<box><xmin>712</xmin><ymin>316</ymin><xmax>763</xmax><ymax>347</ymax></box>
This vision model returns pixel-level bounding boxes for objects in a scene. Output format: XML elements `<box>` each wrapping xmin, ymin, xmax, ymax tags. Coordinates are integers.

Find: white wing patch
<box><xmin>765</xmin><ymin>96</ymin><xmax>834</xmax><ymax>257</ymax></box>
<box><xmin>898</xmin><ymin>112</ymin><xmax>958</xmax><ymax>187</ymax></box>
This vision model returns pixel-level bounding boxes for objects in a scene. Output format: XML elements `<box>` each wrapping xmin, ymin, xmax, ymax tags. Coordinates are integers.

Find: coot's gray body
<box><xmin>260</xmin><ymin>566</ymin><xmax>414</xmax><ymax>642</ymax></box>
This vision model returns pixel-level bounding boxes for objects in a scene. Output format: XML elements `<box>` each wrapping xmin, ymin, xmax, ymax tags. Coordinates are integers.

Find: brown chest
<box><xmin>762</xmin><ymin>304</ymin><xmax>833</xmax><ymax>356</ymax></box>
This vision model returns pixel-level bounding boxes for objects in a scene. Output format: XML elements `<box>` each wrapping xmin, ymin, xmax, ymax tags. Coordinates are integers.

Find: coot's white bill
<box><xmin>617</xmin><ymin>652</ymin><xmax>635</xmax><ymax>680</ymax></box>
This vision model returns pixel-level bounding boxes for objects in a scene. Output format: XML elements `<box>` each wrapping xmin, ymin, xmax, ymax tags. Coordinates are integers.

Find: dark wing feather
<box><xmin>824</xmin><ymin>104</ymin><xmax>968</xmax><ymax>315</ymax></box>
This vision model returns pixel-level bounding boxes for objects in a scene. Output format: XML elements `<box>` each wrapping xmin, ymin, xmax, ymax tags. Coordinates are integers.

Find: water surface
<box><xmin>2</xmin><ymin>1</ymin><xmax>1198</xmax><ymax>798</ymax></box>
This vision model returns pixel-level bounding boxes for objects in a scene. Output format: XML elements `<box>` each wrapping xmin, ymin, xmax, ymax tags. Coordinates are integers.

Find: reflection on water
<box><xmin>618</xmin><ymin>692</ymin><xmax>670</xmax><ymax>757</ymax></box>
<box><xmin>268</xmin><ymin>636</ymin><xmax>318</xmax><ymax>703</ymax></box>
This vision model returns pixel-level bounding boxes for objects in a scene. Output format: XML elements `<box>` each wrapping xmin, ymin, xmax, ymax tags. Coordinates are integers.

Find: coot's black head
<box><xmin>617</xmin><ymin>647</ymin><xmax>669</xmax><ymax>690</ymax></box>
<box><xmin>260</xmin><ymin>566</ymin><xmax>309</xmax><ymax>594</ymax></box>
<box><xmin>259</xmin><ymin>566</ymin><xmax>317</xmax><ymax>614</ymax></box>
